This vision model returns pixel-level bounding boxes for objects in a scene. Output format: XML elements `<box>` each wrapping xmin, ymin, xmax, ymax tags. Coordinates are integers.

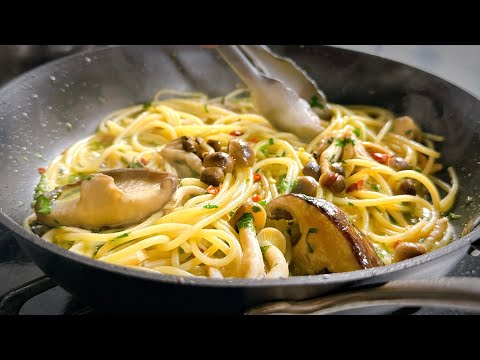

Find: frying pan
<box><xmin>0</xmin><ymin>45</ymin><xmax>479</xmax><ymax>315</ymax></box>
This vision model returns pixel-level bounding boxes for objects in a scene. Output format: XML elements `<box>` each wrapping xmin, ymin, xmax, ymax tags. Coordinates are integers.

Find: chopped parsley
<box><xmin>228</xmin><ymin>210</ymin><xmax>235</xmax><ymax>217</ymax></box>
<box><xmin>83</xmin><ymin>175</ymin><xmax>93</xmax><ymax>181</ymax></box>
<box><xmin>348</xmin><ymin>201</ymin><xmax>354</xmax><ymax>206</ymax></box>
<box><xmin>143</xmin><ymin>101</ymin><xmax>151</xmax><ymax>109</ymax></box>
<box><xmin>112</xmin><ymin>232</ymin><xmax>130</xmax><ymax>240</ymax></box>
<box><xmin>371</xmin><ymin>183</ymin><xmax>380</xmax><ymax>192</ymax></box>
<box><xmin>252</xmin><ymin>206</ymin><xmax>261</xmax><ymax>213</ymax></box>
<box><xmin>308</xmin><ymin>228</ymin><xmax>318</xmax><ymax>234</ymax></box>
<box><xmin>120</xmin><ymin>156</ymin><xmax>129</xmax><ymax>166</ymax></box>
<box><xmin>204</xmin><ymin>104</ymin><xmax>209</xmax><ymax>113</ymax></box>
<box><xmin>328</xmin><ymin>154</ymin><xmax>335</xmax><ymax>163</ymax></box>
<box><xmin>260</xmin><ymin>245</ymin><xmax>271</xmax><ymax>255</ymax></box>
<box><xmin>268</xmin><ymin>138</ymin><xmax>274</xmax><ymax>145</ymax></box>
<box><xmin>353</xmin><ymin>127</ymin><xmax>361</xmax><ymax>137</ymax></box>
<box><xmin>90</xmin><ymin>141</ymin><xmax>103</xmax><ymax>150</ymax></box>
<box><xmin>37</xmin><ymin>194</ymin><xmax>52</xmax><ymax>215</ymax></box>
<box><xmin>237</xmin><ymin>213</ymin><xmax>255</xmax><ymax>230</ymax></box>
<box><xmin>276</xmin><ymin>174</ymin><xmax>289</xmax><ymax>193</ymax></box>
<box><xmin>448</xmin><ymin>213</ymin><xmax>462</xmax><ymax>220</ymax></box>
<box><xmin>327</xmin><ymin>137</ymin><xmax>333</xmax><ymax>145</ymax></box>
<box><xmin>203</xmin><ymin>204</ymin><xmax>218</xmax><ymax>209</ymax></box>
<box><xmin>259</xmin><ymin>144</ymin><xmax>269</xmax><ymax>156</ymax></box>
<box><xmin>405</xmin><ymin>129</ymin><xmax>413</xmax><ymax>135</ymax></box>
<box><xmin>258</xmin><ymin>200</ymin><xmax>268</xmax><ymax>207</ymax></box>
<box><xmin>128</xmin><ymin>161</ymin><xmax>144</xmax><ymax>168</ymax></box>
<box><xmin>34</xmin><ymin>174</ymin><xmax>48</xmax><ymax>200</ymax></box>
<box><xmin>306</xmin><ymin>241</ymin><xmax>314</xmax><ymax>253</ymax></box>
<box><xmin>336</xmin><ymin>137</ymin><xmax>356</xmax><ymax>147</ymax></box>
<box><xmin>309</xmin><ymin>95</ymin><xmax>324</xmax><ymax>109</ymax></box>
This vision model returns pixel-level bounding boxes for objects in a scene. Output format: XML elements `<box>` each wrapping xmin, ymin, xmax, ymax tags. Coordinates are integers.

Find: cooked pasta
<box><xmin>24</xmin><ymin>89</ymin><xmax>458</xmax><ymax>278</ymax></box>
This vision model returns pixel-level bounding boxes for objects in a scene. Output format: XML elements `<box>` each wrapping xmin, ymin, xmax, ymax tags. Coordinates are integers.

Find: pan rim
<box><xmin>0</xmin><ymin>44</ymin><xmax>479</xmax><ymax>288</ymax></box>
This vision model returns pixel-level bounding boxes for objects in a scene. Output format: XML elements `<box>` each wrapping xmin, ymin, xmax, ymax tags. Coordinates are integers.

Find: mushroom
<box><xmin>292</xmin><ymin>176</ymin><xmax>319</xmax><ymax>197</ymax></box>
<box><xmin>160</xmin><ymin>137</ymin><xmax>205</xmax><ymax>178</ymax></box>
<box><xmin>259</xmin><ymin>242</ymin><xmax>289</xmax><ymax>279</ymax></box>
<box><xmin>203</xmin><ymin>152</ymin><xmax>234</xmax><ymax>174</ymax></box>
<box><xmin>194</xmin><ymin>136</ymin><xmax>215</xmax><ymax>159</ymax></box>
<box><xmin>388</xmin><ymin>156</ymin><xmax>411</xmax><ymax>171</ymax></box>
<box><xmin>35</xmin><ymin>169</ymin><xmax>178</xmax><ymax>230</ymax></box>
<box><xmin>207</xmin><ymin>139</ymin><xmax>222</xmax><ymax>152</ymax></box>
<box><xmin>266</xmin><ymin>194</ymin><xmax>383</xmax><ymax>274</ymax></box>
<box><xmin>229</xmin><ymin>202</ymin><xmax>266</xmax><ymax>278</ymax></box>
<box><xmin>200</xmin><ymin>167</ymin><xmax>225</xmax><ymax>186</ymax></box>
<box><xmin>392</xmin><ymin>242</ymin><xmax>427</xmax><ymax>263</ymax></box>
<box><xmin>393</xmin><ymin>116</ymin><xmax>422</xmax><ymax>141</ymax></box>
<box><xmin>302</xmin><ymin>160</ymin><xmax>321</xmax><ymax>180</ymax></box>
<box><xmin>394</xmin><ymin>179</ymin><xmax>416</xmax><ymax>196</ymax></box>
<box><xmin>228</xmin><ymin>138</ymin><xmax>255</xmax><ymax>167</ymax></box>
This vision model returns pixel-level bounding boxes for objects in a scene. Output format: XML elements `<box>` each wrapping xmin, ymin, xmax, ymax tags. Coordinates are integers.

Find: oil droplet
<box><xmin>22</xmin><ymin>112</ymin><xmax>28</xmax><ymax>117</ymax></box>
<box><xmin>85</xmin><ymin>57</ymin><xmax>91</xmax><ymax>62</ymax></box>
<box><xmin>32</xmin><ymin>93</ymin><xmax>38</xmax><ymax>98</ymax></box>
<box><xmin>47</xmin><ymin>106</ymin><xmax>52</xmax><ymax>110</ymax></box>
<box><xmin>50</xmin><ymin>76</ymin><xmax>56</xmax><ymax>81</ymax></box>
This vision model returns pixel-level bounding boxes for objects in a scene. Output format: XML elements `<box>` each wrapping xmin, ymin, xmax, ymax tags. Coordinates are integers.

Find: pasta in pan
<box><xmin>24</xmin><ymin>89</ymin><xmax>458</xmax><ymax>278</ymax></box>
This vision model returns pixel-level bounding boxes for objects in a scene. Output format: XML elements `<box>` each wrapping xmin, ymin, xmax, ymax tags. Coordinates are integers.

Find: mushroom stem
<box><xmin>260</xmin><ymin>241</ymin><xmax>289</xmax><ymax>279</ymax></box>
<box><xmin>237</xmin><ymin>213</ymin><xmax>265</xmax><ymax>278</ymax></box>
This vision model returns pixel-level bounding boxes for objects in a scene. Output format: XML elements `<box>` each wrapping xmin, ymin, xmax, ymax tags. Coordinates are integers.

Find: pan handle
<box><xmin>0</xmin><ymin>275</ymin><xmax>56</xmax><ymax>315</ymax></box>
<box><xmin>245</xmin><ymin>277</ymin><xmax>480</xmax><ymax>315</ymax></box>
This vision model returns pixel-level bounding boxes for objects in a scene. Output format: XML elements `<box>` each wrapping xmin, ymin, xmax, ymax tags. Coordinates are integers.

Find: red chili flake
<box><xmin>346</xmin><ymin>179</ymin><xmax>364</xmax><ymax>193</ymax></box>
<box><xmin>206</xmin><ymin>185</ymin><xmax>219</xmax><ymax>196</ymax></box>
<box><xmin>253</xmin><ymin>173</ymin><xmax>261</xmax><ymax>182</ymax></box>
<box><xmin>230</xmin><ymin>130</ymin><xmax>243</xmax><ymax>137</ymax></box>
<box><xmin>371</xmin><ymin>152</ymin><xmax>390</xmax><ymax>164</ymax></box>
<box><xmin>38</xmin><ymin>167</ymin><xmax>46</xmax><ymax>174</ymax></box>
<box><xmin>140</xmin><ymin>158</ymin><xmax>149</xmax><ymax>166</ymax></box>
<box><xmin>252</xmin><ymin>194</ymin><xmax>262</xmax><ymax>202</ymax></box>
<box><xmin>249</xmin><ymin>137</ymin><xmax>260</xmax><ymax>143</ymax></box>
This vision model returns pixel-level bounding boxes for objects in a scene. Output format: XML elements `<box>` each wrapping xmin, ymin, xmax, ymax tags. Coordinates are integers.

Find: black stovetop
<box><xmin>1</xmin><ymin>45</ymin><xmax>480</xmax><ymax>315</ymax></box>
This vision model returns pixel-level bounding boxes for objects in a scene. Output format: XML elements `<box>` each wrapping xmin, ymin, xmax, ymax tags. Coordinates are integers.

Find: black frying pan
<box><xmin>0</xmin><ymin>45</ymin><xmax>479</xmax><ymax>315</ymax></box>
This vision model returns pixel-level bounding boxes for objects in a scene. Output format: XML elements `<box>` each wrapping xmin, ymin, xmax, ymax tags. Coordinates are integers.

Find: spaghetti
<box><xmin>24</xmin><ymin>89</ymin><xmax>458</xmax><ymax>278</ymax></box>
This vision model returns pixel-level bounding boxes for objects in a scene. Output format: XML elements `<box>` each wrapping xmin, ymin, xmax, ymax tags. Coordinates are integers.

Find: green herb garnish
<box><xmin>252</xmin><ymin>206</ymin><xmax>261</xmax><ymax>213</ymax></box>
<box><xmin>308</xmin><ymin>228</ymin><xmax>318</xmax><ymax>234</ymax></box>
<box><xmin>237</xmin><ymin>213</ymin><xmax>254</xmax><ymax>229</ymax></box>
<box><xmin>353</xmin><ymin>128</ymin><xmax>361</xmax><ymax>137</ymax></box>
<box><xmin>228</xmin><ymin>210</ymin><xmax>235</xmax><ymax>217</ymax></box>
<box><xmin>348</xmin><ymin>201</ymin><xmax>354</xmax><ymax>206</ymax></box>
<box><xmin>143</xmin><ymin>101</ymin><xmax>151</xmax><ymax>109</ymax></box>
<box><xmin>276</xmin><ymin>174</ymin><xmax>289</xmax><ymax>193</ymax></box>
<box><xmin>37</xmin><ymin>194</ymin><xmax>52</xmax><ymax>215</ymax></box>
<box><xmin>405</xmin><ymin>129</ymin><xmax>413</xmax><ymax>135</ymax></box>
<box><xmin>203</xmin><ymin>204</ymin><xmax>219</xmax><ymax>209</ymax></box>
<box><xmin>448</xmin><ymin>213</ymin><xmax>462</xmax><ymax>220</ymax></box>
<box><xmin>336</xmin><ymin>137</ymin><xmax>356</xmax><ymax>147</ymax></box>
<box><xmin>268</xmin><ymin>138</ymin><xmax>274</xmax><ymax>145</ymax></box>
<box><xmin>306</xmin><ymin>241</ymin><xmax>314</xmax><ymax>253</ymax></box>
<box><xmin>371</xmin><ymin>183</ymin><xmax>380</xmax><ymax>192</ymax></box>
<box><xmin>260</xmin><ymin>245</ymin><xmax>271</xmax><ymax>255</ymax></box>
<box><xmin>309</xmin><ymin>95</ymin><xmax>324</xmax><ymax>109</ymax></box>
<box><xmin>120</xmin><ymin>156</ymin><xmax>129</xmax><ymax>166</ymax></box>
<box><xmin>259</xmin><ymin>144</ymin><xmax>269</xmax><ymax>156</ymax></box>
<box><xmin>112</xmin><ymin>232</ymin><xmax>130</xmax><ymax>240</ymax></box>
<box><xmin>204</xmin><ymin>104</ymin><xmax>209</xmax><ymax>113</ymax></box>
<box><xmin>327</xmin><ymin>137</ymin><xmax>333</xmax><ymax>145</ymax></box>
<box><xmin>128</xmin><ymin>161</ymin><xmax>144</xmax><ymax>168</ymax></box>
<box><xmin>34</xmin><ymin>174</ymin><xmax>48</xmax><ymax>200</ymax></box>
<box><xmin>258</xmin><ymin>200</ymin><xmax>268</xmax><ymax>207</ymax></box>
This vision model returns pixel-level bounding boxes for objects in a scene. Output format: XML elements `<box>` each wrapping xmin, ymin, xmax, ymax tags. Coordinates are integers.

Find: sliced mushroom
<box><xmin>35</xmin><ymin>169</ymin><xmax>178</xmax><ymax>230</ymax></box>
<box><xmin>266</xmin><ymin>194</ymin><xmax>383</xmax><ymax>274</ymax></box>
<box><xmin>393</xmin><ymin>116</ymin><xmax>422</xmax><ymax>141</ymax></box>
<box><xmin>228</xmin><ymin>138</ymin><xmax>255</xmax><ymax>167</ymax></box>
<box><xmin>160</xmin><ymin>137</ymin><xmax>205</xmax><ymax>178</ymax></box>
<box><xmin>392</xmin><ymin>242</ymin><xmax>427</xmax><ymax>263</ymax></box>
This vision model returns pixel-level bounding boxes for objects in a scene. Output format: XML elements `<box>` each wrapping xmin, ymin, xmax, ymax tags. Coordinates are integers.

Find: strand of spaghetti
<box><xmin>333</xmin><ymin>194</ymin><xmax>433</xmax><ymax>209</ymax></box>
<box><xmin>98</xmin><ymin>235</ymin><xmax>171</xmax><ymax>263</ymax></box>
<box><xmin>439</xmin><ymin>167</ymin><xmax>458</xmax><ymax>212</ymax></box>
<box><xmin>387</xmin><ymin>133</ymin><xmax>441</xmax><ymax>158</ymax></box>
